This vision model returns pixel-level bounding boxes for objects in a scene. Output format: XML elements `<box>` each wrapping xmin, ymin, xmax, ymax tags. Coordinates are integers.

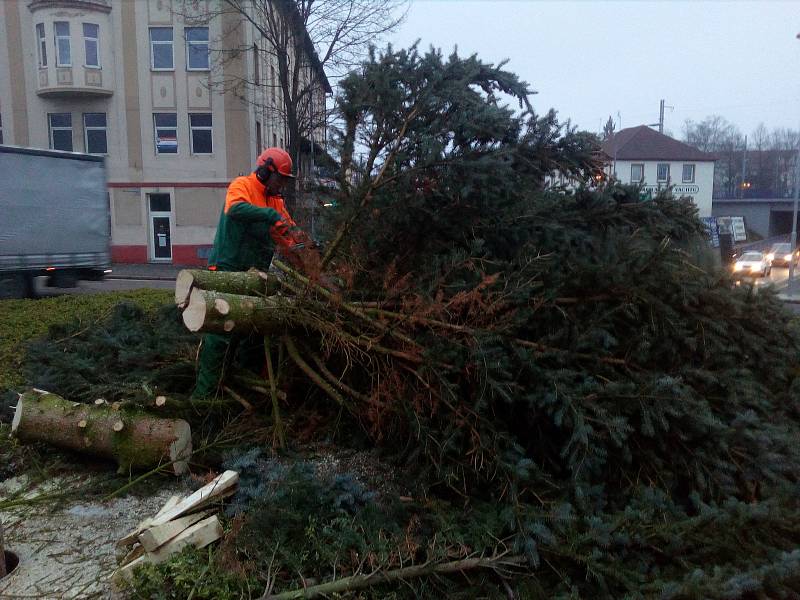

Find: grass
<box><xmin>0</xmin><ymin>289</ymin><xmax>172</xmax><ymax>392</ymax></box>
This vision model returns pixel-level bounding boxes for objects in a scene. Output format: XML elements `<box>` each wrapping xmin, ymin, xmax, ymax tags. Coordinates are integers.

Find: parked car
<box><xmin>766</xmin><ymin>243</ymin><xmax>799</xmax><ymax>268</ymax></box>
<box><xmin>732</xmin><ymin>251</ymin><xmax>770</xmax><ymax>278</ymax></box>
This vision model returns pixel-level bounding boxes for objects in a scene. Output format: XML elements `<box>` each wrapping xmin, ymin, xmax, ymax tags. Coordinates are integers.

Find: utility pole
<box><xmin>740</xmin><ymin>135</ymin><xmax>747</xmax><ymax>199</ymax></box>
<box><xmin>790</xmin><ymin>31</ymin><xmax>800</xmax><ymax>296</ymax></box>
<box><xmin>613</xmin><ymin>111</ymin><xmax>622</xmax><ymax>179</ymax></box>
<box><xmin>649</xmin><ymin>100</ymin><xmax>671</xmax><ymax>134</ymax></box>
<box><xmin>788</xmin><ymin>145</ymin><xmax>800</xmax><ymax>295</ymax></box>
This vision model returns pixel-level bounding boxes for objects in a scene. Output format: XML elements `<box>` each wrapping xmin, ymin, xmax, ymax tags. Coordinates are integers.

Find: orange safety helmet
<box><xmin>256</xmin><ymin>147</ymin><xmax>295</xmax><ymax>178</ymax></box>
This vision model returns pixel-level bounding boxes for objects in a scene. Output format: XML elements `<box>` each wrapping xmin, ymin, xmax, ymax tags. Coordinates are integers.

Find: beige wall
<box><xmin>175</xmin><ymin>187</ymin><xmax>222</xmax><ymax>226</ymax></box>
<box><xmin>3</xmin><ymin>1</ymin><xmax>30</xmax><ymax>145</ymax></box>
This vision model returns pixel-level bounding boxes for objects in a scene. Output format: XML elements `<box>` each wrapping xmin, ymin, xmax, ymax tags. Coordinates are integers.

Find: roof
<box><xmin>279</xmin><ymin>0</ymin><xmax>332</xmax><ymax>94</ymax></box>
<box><xmin>601</xmin><ymin>126</ymin><xmax>716</xmax><ymax>162</ymax></box>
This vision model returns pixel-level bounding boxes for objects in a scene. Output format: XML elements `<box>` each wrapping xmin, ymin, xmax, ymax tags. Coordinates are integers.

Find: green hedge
<box><xmin>0</xmin><ymin>290</ymin><xmax>172</xmax><ymax>392</ymax></box>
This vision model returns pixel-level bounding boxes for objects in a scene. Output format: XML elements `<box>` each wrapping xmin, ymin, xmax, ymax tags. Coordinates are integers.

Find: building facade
<box><xmin>0</xmin><ymin>0</ymin><xmax>329</xmax><ymax>264</ymax></box>
<box><xmin>601</xmin><ymin>126</ymin><xmax>716</xmax><ymax>217</ymax></box>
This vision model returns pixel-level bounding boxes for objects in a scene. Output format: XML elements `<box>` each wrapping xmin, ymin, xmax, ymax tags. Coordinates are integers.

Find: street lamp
<box><xmin>789</xmin><ymin>33</ymin><xmax>800</xmax><ymax>295</ymax></box>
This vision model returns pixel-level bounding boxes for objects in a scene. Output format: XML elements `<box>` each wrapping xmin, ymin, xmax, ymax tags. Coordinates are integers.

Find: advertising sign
<box><xmin>701</xmin><ymin>217</ymin><xmax>719</xmax><ymax>247</ymax></box>
<box><xmin>730</xmin><ymin>216</ymin><xmax>747</xmax><ymax>242</ymax></box>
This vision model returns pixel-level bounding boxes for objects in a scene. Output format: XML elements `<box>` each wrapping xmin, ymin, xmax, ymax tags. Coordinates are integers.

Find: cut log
<box><xmin>154</xmin><ymin>495</ymin><xmax>182</xmax><ymax>519</ymax></box>
<box><xmin>175</xmin><ymin>269</ymin><xmax>280</xmax><ymax>308</ymax></box>
<box><xmin>117</xmin><ymin>470</ymin><xmax>238</xmax><ymax>548</ymax></box>
<box><xmin>113</xmin><ymin>516</ymin><xmax>223</xmax><ymax>584</ymax></box>
<box><xmin>138</xmin><ymin>510</ymin><xmax>212</xmax><ymax>552</ymax></box>
<box><xmin>147</xmin><ymin>515</ymin><xmax>222</xmax><ymax>564</ymax></box>
<box><xmin>11</xmin><ymin>390</ymin><xmax>192</xmax><ymax>476</ymax></box>
<box><xmin>118</xmin><ymin>543</ymin><xmax>145</xmax><ymax>567</ymax></box>
<box><xmin>155</xmin><ymin>395</ymin><xmax>167</xmax><ymax>407</ymax></box>
<box><xmin>148</xmin><ymin>470</ymin><xmax>237</xmax><ymax>526</ymax></box>
<box><xmin>113</xmin><ymin>554</ymin><xmax>146</xmax><ymax>584</ymax></box>
<box><xmin>182</xmin><ymin>288</ymin><xmax>295</xmax><ymax>335</ymax></box>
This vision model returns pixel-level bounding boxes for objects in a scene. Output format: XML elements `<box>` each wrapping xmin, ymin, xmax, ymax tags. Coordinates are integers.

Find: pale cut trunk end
<box><xmin>182</xmin><ymin>288</ymin><xmax>207</xmax><ymax>332</ymax></box>
<box><xmin>175</xmin><ymin>270</ymin><xmax>195</xmax><ymax>308</ymax></box>
<box><xmin>214</xmin><ymin>298</ymin><xmax>231</xmax><ymax>315</ymax></box>
<box><xmin>10</xmin><ymin>395</ymin><xmax>22</xmax><ymax>435</ymax></box>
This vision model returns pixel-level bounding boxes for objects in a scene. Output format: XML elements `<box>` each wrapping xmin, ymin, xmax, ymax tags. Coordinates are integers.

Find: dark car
<box><xmin>766</xmin><ymin>243</ymin><xmax>799</xmax><ymax>268</ymax></box>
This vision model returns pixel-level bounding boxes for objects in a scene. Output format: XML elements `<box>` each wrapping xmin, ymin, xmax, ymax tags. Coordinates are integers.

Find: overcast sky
<box><xmin>387</xmin><ymin>0</ymin><xmax>800</xmax><ymax>139</ymax></box>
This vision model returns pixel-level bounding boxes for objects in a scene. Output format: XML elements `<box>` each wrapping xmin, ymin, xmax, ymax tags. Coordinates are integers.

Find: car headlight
<box><xmin>750</xmin><ymin>264</ymin><xmax>760</xmax><ymax>271</ymax></box>
<box><xmin>786</xmin><ymin>254</ymin><xmax>793</xmax><ymax>261</ymax></box>
<box><xmin>767</xmin><ymin>253</ymin><xmax>775</xmax><ymax>261</ymax></box>
<box><xmin>733</xmin><ymin>264</ymin><xmax>742</xmax><ymax>271</ymax></box>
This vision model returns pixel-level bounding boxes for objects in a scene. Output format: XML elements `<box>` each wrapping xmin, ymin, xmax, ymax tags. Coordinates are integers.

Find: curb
<box><xmin>105</xmin><ymin>275</ymin><xmax>177</xmax><ymax>281</ymax></box>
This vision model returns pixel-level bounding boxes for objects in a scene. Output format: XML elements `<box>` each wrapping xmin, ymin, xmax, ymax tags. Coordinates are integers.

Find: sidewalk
<box><xmin>108</xmin><ymin>263</ymin><xmax>194</xmax><ymax>280</ymax></box>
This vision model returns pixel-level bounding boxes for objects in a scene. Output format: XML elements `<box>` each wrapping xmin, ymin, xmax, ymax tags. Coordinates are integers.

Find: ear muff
<box><xmin>255</xmin><ymin>157</ymin><xmax>276</xmax><ymax>183</ymax></box>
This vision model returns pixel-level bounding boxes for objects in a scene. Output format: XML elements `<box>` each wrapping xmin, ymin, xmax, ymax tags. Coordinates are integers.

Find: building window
<box><xmin>273</xmin><ymin>132</ymin><xmax>277</xmax><ymax>147</ymax></box>
<box><xmin>657</xmin><ymin>163</ymin><xmax>669</xmax><ymax>182</ymax></box>
<box><xmin>682</xmin><ymin>164</ymin><xmax>696</xmax><ymax>183</ymax></box>
<box><xmin>185</xmin><ymin>27</ymin><xmax>209</xmax><ymax>70</ymax></box>
<box><xmin>256</xmin><ymin>121</ymin><xmax>262</xmax><ymax>152</ymax></box>
<box><xmin>153</xmin><ymin>113</ymin><xmax>177</xmax><ymax>154</ymax></box>
<box><xmin>150</xmin><ymin>27</ymin><xmax>174</xmax><ymax>70</ymax></box>
<box><xmin>84</xmin><ymin>113</ymin><xmax>107</xmax><ymax>154</ymax></box>
<box><xmin>189</xmin><ymin>113</ymin><xmax>212</xmax><ymax>154</ymax></box>
<box><xmin>271</xmin><ymin>65</ymin><xmax>276</xmax><ymax>104</ymax></box>
<box><xmin>630</xmin><ymin>163</ymin><xmax>644</xmax><ymax>183</ymax></box>
<box><xmin>36</xmin><ymin>23</ymin><xmax>47</xmax><ymax>67</ymax></box>
<box><xmin>49</xmin><ymin>113</ymin><xmax>73</xmax><ymax>151</ymax></box>
<box><xmin>83</xmin><ymin>23</ymin><xmax>100</xmax><ymax>68</ymax></box>
<box><xmin>55</xmin><ymin>22</ymin><xmax>71</xmax><ymax>67</ymax></box>
<box><xmin>0</xmin><ymin>114</ymin><xmax>3</xmax><ymax>144</ymax></box>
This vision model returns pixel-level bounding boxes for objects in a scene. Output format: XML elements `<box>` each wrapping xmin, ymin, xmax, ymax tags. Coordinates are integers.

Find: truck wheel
<box><xmin>48</xmin><ymin>270</ymin><xmax>79</xmax><ymax>288</ymax></box>
<box><xmin>0</xmin><ymin>273</ymin><xmax>33</xmax><ymax>299</ymax></box>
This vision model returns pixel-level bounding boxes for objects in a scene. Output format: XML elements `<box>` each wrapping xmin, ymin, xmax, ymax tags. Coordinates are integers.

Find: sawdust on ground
<box><xmin>0</xmin><ymin>473</ymin><xmax>191</xmax><ymax>600</ymax></box>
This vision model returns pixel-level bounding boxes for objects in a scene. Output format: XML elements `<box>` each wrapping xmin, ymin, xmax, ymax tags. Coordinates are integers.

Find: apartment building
<box><xmin>0</xmin><ymin>0</ymin><xmax>329</xmax><ymax>264</ymax></box>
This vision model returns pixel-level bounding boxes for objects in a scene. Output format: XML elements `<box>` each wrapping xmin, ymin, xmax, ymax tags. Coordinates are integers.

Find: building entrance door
<box><xmin>148</xmin><ymin>193</ymin><xmax>172</xmax><ymax>262</ymax></box>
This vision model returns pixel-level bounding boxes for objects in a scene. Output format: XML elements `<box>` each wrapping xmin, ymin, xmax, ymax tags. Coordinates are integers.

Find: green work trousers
<box><xmin>192</xmin><ymin>331</ymin><xmax>266</xmax><ymax>399</ymax></box>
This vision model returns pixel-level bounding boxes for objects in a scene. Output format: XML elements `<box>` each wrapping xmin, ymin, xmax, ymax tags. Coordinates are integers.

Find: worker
<box><xmin>192</xmin><ymin>147</ymin><xmax>319</xmax><ymax>399</ymax></box>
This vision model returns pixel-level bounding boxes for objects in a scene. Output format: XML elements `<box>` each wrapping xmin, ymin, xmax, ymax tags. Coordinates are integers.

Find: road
<box><xmin>29</xmin><ymin>270</ymin><xmax>800</xmax><ymax>314</ymax></box>
<box><xmin>33</xmin><ymin>276</ymin><xmax>174</xmax><ymax>297</ymax></box>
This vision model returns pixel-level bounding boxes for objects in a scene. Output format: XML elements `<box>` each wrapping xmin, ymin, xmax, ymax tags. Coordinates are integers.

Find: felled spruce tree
<box><xmin>279</xmin><ymin>45</ymin><xmax>800</xmax><ymax>596</ymax></box>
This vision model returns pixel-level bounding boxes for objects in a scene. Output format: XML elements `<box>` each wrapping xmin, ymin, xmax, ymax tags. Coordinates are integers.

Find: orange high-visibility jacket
<box><xmin>207</xmin><ymin>172</ymin><xmax>302</xmax><ymax>271</ymax></box>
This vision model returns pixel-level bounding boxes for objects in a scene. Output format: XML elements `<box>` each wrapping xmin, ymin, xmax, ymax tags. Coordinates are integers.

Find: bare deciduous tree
<box><xmin>181</xmin><ymin>0</ymin><xmax>408</xmax><ymax>212</ymax></box>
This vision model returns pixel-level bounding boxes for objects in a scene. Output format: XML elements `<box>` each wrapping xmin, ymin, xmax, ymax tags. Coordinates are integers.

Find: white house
<box><xmin>601</xmin><ymin>126</ymin><xmax>716</xmax><ymax>217</ymax></box>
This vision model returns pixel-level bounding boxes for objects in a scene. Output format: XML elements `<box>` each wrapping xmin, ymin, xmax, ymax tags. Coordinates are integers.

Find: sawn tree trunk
<box><xmin>11</xmin><ymin>390</ymin><xmax>192</xmax><ymax>475</ymax></box>
<box><xmin>175</xmin><ymin>269</ymin><xmax>280</xmax><ymax>308</ymax></box>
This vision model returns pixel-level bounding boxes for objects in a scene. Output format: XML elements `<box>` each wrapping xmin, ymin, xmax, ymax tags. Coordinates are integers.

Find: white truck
<box><xmin>0</xmin><ymin>145</ymin><xmax>111</xmax><ymax>298</ymax></box>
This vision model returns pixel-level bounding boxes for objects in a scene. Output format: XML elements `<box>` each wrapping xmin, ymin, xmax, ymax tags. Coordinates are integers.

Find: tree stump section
<box><xmin>175</xmin><ymin>269</ymin><xmax>280</xmax><ymax>308</ymax></box>
<box><xmin>182</xmin><ymin>288</ymin><xmax>296</xmax><ymax>335</ymax></box>
<box><xmin>11</xmin><ymin>390</ymin><xmax>192</xmax><ymax>475</ymax></box>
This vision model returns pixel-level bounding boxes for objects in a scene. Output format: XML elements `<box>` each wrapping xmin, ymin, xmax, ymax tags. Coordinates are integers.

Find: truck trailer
<box><xmin>0</xmin><ymin>145</ymin><xmax>111</xmax><ymax>298</ymax></box>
